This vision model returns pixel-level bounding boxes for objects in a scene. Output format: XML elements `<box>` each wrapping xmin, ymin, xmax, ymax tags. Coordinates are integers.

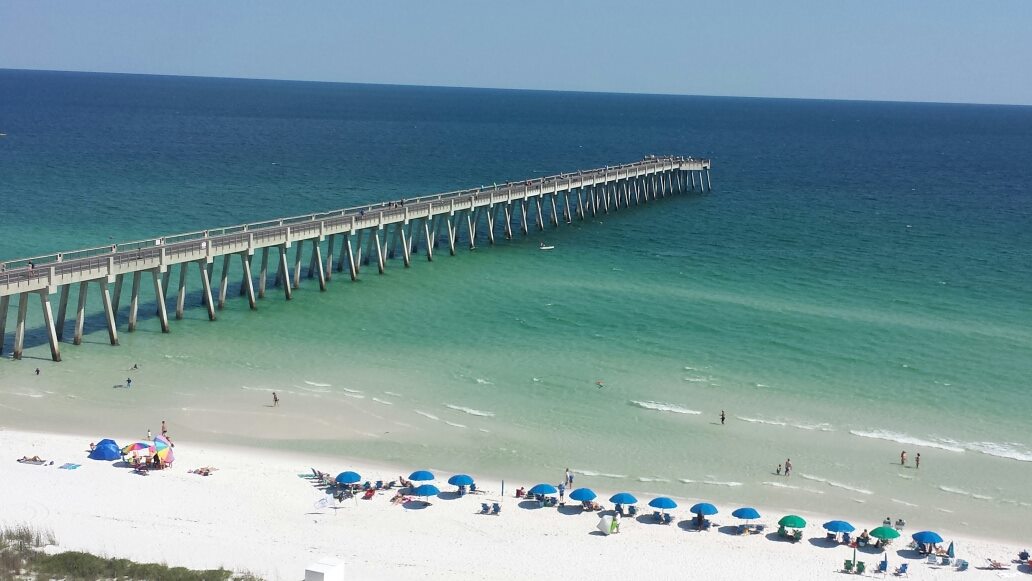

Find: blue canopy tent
<box><xmin>89</xmin><ymin>439</ymin><xmax>121</xmax><ymax>461</ymax></box>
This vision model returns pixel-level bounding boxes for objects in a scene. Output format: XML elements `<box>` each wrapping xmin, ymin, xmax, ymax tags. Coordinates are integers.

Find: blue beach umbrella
<box><xmin>823</xmin><ymin>520</ymin><xmax>855</xmax><ymax>533</ymax></box>
<box><xmin>411</xmin><ymin>483</ymin><xmax>440</xmax><ymax>499</ymax></box>
<box><xmin>733</xmin><ymin>507</ymin><xmax>761</xmax><ymax>520</ymax></box>
<box><xmin>690</xmin><ymin>502</ymin><xmax>718</xmax><ymax>515</ymax></box>
<box><xmin>529</xmin><ymin>483</ymin><xmax>558</xmax><ymax>496</ymax></box>
<box><xmin>447</xmin><ymin>474</ymin><xmax>474</xmax><ymax>487</ymax></box>
<box><xmin>335</xmin><ymin>471</ymin><xmax>362</xmax><ymax>485</ymax></box>
<box><xmin>610</xmin><ymin>492</ymin><xmax>638</xmax><ymax>505</ymax></box>
<box><xmin>649</xmin><ymin>497</ymin><xmax>678</xmax><ymax>510</ymax></box>
<box><xmin>569</xmin><ymin>488</ymin><xmax>597</xmax><ymax>502</ymax></box>
<box><xmin>912</xmin><ymin>531</ymin><xmax>943</xmax><ymax>545</ymax></box>
<box><xmin>409</xmin><ymin>470</ymin><xmax>435</xmax><ymax>482</ymax></box>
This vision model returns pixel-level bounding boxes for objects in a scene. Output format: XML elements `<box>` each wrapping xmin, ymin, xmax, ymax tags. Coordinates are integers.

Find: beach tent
<box><xmin>597</xmin><ymin>515</ymin><xmax>618</xmax><ymax>535</ymax></box>
<box><xmin>89</xmin><ymin>439</ymin><xmax>121</xmax><ymax>461</ymax></box>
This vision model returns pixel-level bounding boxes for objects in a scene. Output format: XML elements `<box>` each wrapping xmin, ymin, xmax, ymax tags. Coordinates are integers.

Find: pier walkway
<box><xmin>0</xmin><ymin>156</ymin><xmax>712</xmax><ymax>361</ymax></box>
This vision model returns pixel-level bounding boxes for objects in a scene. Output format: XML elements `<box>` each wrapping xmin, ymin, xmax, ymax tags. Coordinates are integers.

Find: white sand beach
<box><xmin>2</xmin><ymin>428</ymin><xmax>1027</xmax><ymax>580</ymax></box>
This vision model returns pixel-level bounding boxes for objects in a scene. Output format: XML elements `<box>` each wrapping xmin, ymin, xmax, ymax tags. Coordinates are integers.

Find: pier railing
<box><xmin>0</xmin><ymin>155</ymin><xmax>708</xmax><ymax>289</ymax></box>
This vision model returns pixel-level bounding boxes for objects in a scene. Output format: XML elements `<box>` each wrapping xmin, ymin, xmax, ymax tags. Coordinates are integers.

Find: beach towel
<box><xmin>58</xmin><ymin>463</ymin><xmax>81</xmax><ymax>470</ymax></box>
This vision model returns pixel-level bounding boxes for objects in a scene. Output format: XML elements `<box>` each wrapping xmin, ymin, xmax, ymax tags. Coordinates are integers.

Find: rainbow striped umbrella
<box><xmin>121</xmin><ymin>441</ymin><xmax>155</xmax><ymax>455</ymax></box>
<box><xmin>153</xmin><ymin>435</ymin><xmax>174</xmax><ymax>464</ymax></box>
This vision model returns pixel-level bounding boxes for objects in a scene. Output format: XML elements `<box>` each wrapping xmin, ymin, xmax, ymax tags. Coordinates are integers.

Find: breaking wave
<box><xmin>445</xmin><ymin>404</ymin><xmax>495</xmax><ymax>417</ymax></box>
<box><xmin>631</xmin><ymin>401</ymin><xmax>702</xmax><ymax>415</ymax></box>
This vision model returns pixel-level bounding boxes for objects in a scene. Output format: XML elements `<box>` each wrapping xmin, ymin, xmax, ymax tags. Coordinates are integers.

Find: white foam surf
<box><xmin>891</xmin><ymin>498</ymin><xmax>919</xmax><ymax>508</ymax></box>
<box><xmin>304</xmin><ymin>381</ymin><xmax>331</xmax><ymax>387</ymax></box>
<box><xmin>636</xmin><ymin>477</ymin><xmax>671</xmax><ymax>483</ymax></box>
<box><xmin>444</xmin><ymin>421</ymin><xmax>467</xmax><ymax>429</ymax></box>
<box><xmin>574</xmin><ymin>469</ymin><xmax>627</xmax><ymax>479</ymax></box>
<box><xmin>445</xmin><ymin>404</ymin><xmax>495</xmax><ymax>417</ymax></box>
<box><xmin>475</xmin><ymin>378</ymin><xmax>493</xmax><ymax>385</ymax></box>
<box><xmin>848</xmin><ymin>429</ymin><xmax>965</xmax><ymax>453</ymax></box>
<box><xmin>414</xmin><ymin>410</ymin><xmax>439</xmax><ymax>421</ymax></box>
<box><xmin>384</xmin><ymin>391</ymin><xmax>402</xmax><ymax>397</ymax></box>
<box><xmin>341</xmin><ymin>388</ymin><xmax>364</xmax><ymax>394</ymax></box>
<box><xmin>799</xmin><ymin>474</ymin><xmax>873</xmax><ymax>495</ymax></box>
<box><xmin>964</xmin><ymin>441</ymin><xmax>1032</xmax><ymax>463</ymax></box>
<box><xmin>371</xmin><ymin>397</ymin><xmax>393</xmax><ymax>405</ymax></box>
<box><xmin>341</xmin><ymin>392</ymin><xmax>365</xmax><ymax>399</ymax></box>
<box><xmin>631</xmin><ymin>401</ymin><xmax>702</xmax><ymax>415</ymax></box>
<box><xmin>679</xmin><ymin>479</ymin><xmax>743</xmax><ymax>487</ymax></box>
<box><xmin>761</xmin><ymin>481</ymin><xmax>825</xmax><ymax>494</ymax></box>
<box><xmin>736</xmin><ymin>416</ymin><xmax>787</xmax><ymax>427</ymax></box>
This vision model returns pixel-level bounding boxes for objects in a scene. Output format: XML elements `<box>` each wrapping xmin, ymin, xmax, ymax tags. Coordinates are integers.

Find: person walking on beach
<box><xmin>784</xmin><ymin>458</ymin><xmax>792</xmax><ymax>477</ymax></box>
<box><xmin>272</xmin><ymin>392</ymin><xmax>279</xmax><ymax>407</ymax></box>
<box><xmin>915</xmin><ymin>453</ymin><xmax>920</xmax><ymax>469</ymax></box>
<box><xmin>720</xmin><ymin>410</ymin><xmax>726</xmax><ymax>425</ymax></box>
<box><xmin>126</xmin><ymin>377</ymin><xmax>132</xmax><ymax>389</ymax></box>
<box><xmin>901</xmin><ymin>450</ymin><xmax>907</xmax><ymax>466</ymax></box>
<box><xmin>565</xmin><ymin>468</ymin><xmax>572</xmax><ymax>487</ymax></box>
<box><xmin>161</xmin><ymin>420</ymin><xmax>167</xmax><ymax>436</ymax></box>
<box><xmin>35</xmin><ymin>368</ymin><xmax>40</xmax><ymax>376</ymax></box>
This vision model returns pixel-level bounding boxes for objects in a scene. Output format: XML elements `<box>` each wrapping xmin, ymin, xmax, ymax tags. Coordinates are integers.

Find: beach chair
<box><xmin>843</xmin><ymin>560</ymin><xmax>854</xmax><ymax>573</ymax></box>
<box><xmin>480</xmin><ymin>503</ymin><xmax>490</xmax><ymax>514</ymax></box>
<box><xmin>362</xmin><ymin>481</ymin><xmax>372</xmax><ymax>490</ymax></box>
<box><xmin>792</xmin><ymin>529</ymin><xmax>802</xmax><ymax>542</ymax></box>
<box><xmin>362</xmin><ymin>488</ymin><xmax>375</xmax><ymax>500</ymax></box>
<box><xmin>375</xmin><ymin>480</ymin><xmax>384</xmax><ymax>489</ymax></box>
<box><xmin>843</xmin><ymin>532</ymin><xmax>852</xmax><ymax>545</ymax></box>
<box><xmin>653</xmin><ymin>511</ymin><xmax>663</xmax><ymax>523</ymax></box>
<box><xmin>470</xmin><ymin>483</ymin><xmax>478</xmax><ymax>493</ymax></box>
<box><xmin>629</xmin><ymin>505</ymin><xmax>638</xmax><ymax>516</ymax></box>
<box><xmin>826</xmin><ymin>532</ymin><xmax>837</xmax><ymax>541</ymax></box>
<box><xmin>856</xmin><ymin>561</ymin><xmax>866</xmax><ymax>574</ymax></box>
<box><xmin>955</xmin><ymin>560</ymin><xmax>968</xmax><ymax>571</ymax></box>
<box><xmin>894</xmin><ymin>563</ymin><xmax>908</xmax><ymax>577</ymax></box>
<box><xmin>755</xmin><ymin>524</ymin><xmax>766</xmax><ymax>533</ymax></box>
<box><xmin>926</xmin><ymin>554</ymin><xmax>937</xmax><ymax>564</ymax></box>
<box><xmin>778</xmin><ymin>525</ymin><xmax>788</xmax><ymax>538</ymax></box>
<box><xmin>940</xmin><ymin>556</ymin><xmax>951</xmax><ymax>566</ymax></box>
<box><xmin>703</xmin><ymin>519</ymin><xmax>713</xmax><ymax>531</ymax></box>
<box><xmin>663</xmin><ymin>513</ymin><xmax>673</xmax><ymax>525</ymax></box>
<box><xmin>875</xmin><ymin>560</ymin><xmax>888</xmax><ymax>574</ymax></box>
<box><xmin>492</xmin><ymin>502</ymin><xmax>501</xmax><ymax>514</ymax></box>
<box><xmin>738</xmin><ymin>524</ymin><xmax>747</xmax><ymax>535</ymax></box>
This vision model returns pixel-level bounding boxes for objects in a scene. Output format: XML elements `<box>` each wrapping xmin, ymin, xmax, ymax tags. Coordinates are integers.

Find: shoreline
<box><xmin>3</xmin><ymin>427</ymin><xmax>1026</xmax><ymax>580</ymax></box>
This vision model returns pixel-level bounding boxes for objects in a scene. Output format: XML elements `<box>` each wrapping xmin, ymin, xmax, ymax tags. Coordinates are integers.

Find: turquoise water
<box><xmin>1</xmin><ymin>70</ymin><xmax>1031</xmax><ymax>539</ymax></box>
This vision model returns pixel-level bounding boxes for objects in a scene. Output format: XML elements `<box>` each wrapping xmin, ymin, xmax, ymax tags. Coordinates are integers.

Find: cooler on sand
<box><xmin>305</xmin><ymin>557</ymin><xmax>345</xmax><ymax>581</ymax></box>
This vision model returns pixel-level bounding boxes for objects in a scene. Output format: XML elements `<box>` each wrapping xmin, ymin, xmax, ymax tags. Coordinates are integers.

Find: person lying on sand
<box><xmin>18</xmin><ymin>455</ymin><xmax>44</xmax><ymax>463</ymax></box>
<box><xmin>987</xmin><ymin>559</ymin><xmax>1008</xmax><ymax>570</ymax></box>
<box><xmin>391</xmin><ymin>491</ymin><xmax>406</xmax><ymax>504</ymax></box>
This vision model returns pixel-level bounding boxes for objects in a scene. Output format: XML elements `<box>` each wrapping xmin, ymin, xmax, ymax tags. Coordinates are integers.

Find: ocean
<box><xmin>1</xmin><ymin>69</ymin><xmax>1030</xmax><ymax>539</ymax></box>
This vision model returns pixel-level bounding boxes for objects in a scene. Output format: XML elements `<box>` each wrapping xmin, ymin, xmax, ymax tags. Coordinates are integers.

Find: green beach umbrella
<box><xmin>870</xmin><ymin>526</ymin><xmax>900</xmax><ymax>540</ymax></box>
<box><xmin>778</xmin><ymin>515</ymin><xmax>807</xmax><ymax>528</ymax></box>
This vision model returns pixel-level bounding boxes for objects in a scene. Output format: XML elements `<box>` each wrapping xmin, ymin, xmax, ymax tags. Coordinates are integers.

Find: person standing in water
<box><xmin>161</xmin><ymin>420</ymin><xmax>167</xmax><ymax>435</ymax></box>
<box><xmin>720</xmin><ymin>410</ymin><xmax>726</xmax><ymax>425</ymax></box>
<box><xmin>126</xmin><ymin>377</ymin><xmax>132</xmax><ymax>389</ymax></box>
<box><xmin>901</xmin><ymin>450</ymin><xmax>907</xmax><ymax>466</ymax></box>
<box><xmin>784</xmin><ymin>458</ymin><xmax>792</xmax><ymax>477</ymax></box>
<box><xmin>915</xmin><ymin>453</ymin><xmax>921</xmax><ymax>469</ymax></box>
<box><xmin>272</xmin><ymin>392</ymin><xmax>279</xmax><ymax>407</ymax></box>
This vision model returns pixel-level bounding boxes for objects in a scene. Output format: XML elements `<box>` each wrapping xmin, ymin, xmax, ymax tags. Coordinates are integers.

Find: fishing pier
<box><xmin>0</xmin><ymin>156</ymin><xmax>712</xmax><ymax>362</ymax></box>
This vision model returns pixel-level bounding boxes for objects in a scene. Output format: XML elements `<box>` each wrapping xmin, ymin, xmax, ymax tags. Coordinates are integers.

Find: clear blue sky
<box><xmin>2</xmin><ymin>0</ymin><xmax>1030</xmax><ymax>105</ymax></box>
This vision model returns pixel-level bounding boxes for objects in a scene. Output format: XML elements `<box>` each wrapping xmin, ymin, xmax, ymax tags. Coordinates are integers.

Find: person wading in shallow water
<box><xmin>272</xmin><ymin>392</ymin><xmax>279</xmax><ymax>407</ymax></box>
<box><xmin>720</xmin><ymin>410</ymin><xmax>726</xmax><ymax>425</ymax></box>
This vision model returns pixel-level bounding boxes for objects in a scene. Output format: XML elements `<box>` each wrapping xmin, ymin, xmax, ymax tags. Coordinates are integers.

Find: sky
<box><xmin>1</xmin><ymin>0</ymin><xmax>1030</xmax><ymax>105</ymax></box>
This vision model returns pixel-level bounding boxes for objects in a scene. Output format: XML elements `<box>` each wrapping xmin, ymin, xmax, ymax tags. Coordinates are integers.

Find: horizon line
<box><xmin>3</xmin><ymin>67</ymin><xmax>1031</xmax><ymax>109</ymax></box>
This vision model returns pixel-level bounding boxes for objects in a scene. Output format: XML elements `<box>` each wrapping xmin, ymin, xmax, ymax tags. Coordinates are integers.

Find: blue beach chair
<box><xmin>480</xmin><ymin>503</ymin><xmax>490</xmax><ymax>514</ymax></box>
<box><xmin>652</xmin><ymin>511</ymin><xmax>662</xmax><ymax>522</ymax></box>
<box><xmin>894</xmin><ymin>563</ymin><xmax>909</xmax><ymax>577</ymax></box>
<box><xmin>875</xmin><ymin>560</ymin><xmax>887</xmax><ymax>574</ymax></box>
<box><xmin>663</xmin><ymin>513</ymin><xmax>673</xmax><ymax>525</ymax></box>
<box><xmin>492</xmin><ymin>502</ymin><xmax>501</xmax><ymax>514</ymax></box>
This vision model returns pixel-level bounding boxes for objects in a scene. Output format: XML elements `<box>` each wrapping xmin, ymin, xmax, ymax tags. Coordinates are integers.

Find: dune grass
<box><xmin>1</xmin><ymin>524</ymin><xmax>260</xmax><ymax>581</ymax></box>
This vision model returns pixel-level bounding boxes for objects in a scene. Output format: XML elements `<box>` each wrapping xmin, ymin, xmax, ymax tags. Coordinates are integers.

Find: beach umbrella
<box><xmin>411</xmin><ymin>483</ymin><xmax>440</xmax><ymax>500</ymax></box>
<box><xmin>121</xmin><ymin>441</ymin><xmax>154</xmax><ymax>455</ymax></box>
<box><xmin>447</xmin><ymin>474</ymin><xmax>474</xmax><ymax>487</ymax></box>
<box><xmin>690</xmin><ymin>502</ymin><xmax>718</xmax><ymax>515</ymax></box>
<box><xmin>912</xmin><ymin>531</ymin><xmax>943</xmax><ymax>545</ymax></box>
<box><xmin>946</xmin><ymin>541</ymin><xmax>955</xmax><ymax>558</ymax></box>
<box><xmin>610</xmin><ymin>492</ymin><xmax>638</xmax><ymax>505</ymax></box>
<box><xmin>648</xmin><ymin>497</ymin><xmax>677</xmax><ymax>510</ymax></box>
<box><xmin>409</xmin><ymin>470</ymin><xmax>435</xmax><ymax>482</ymax></box>
<box><xmin>528</xmin><ymin>483</ymin><xmax>558</xmax><ymax>496</ymax></box>
<box><xmin>335</xmin><ymin>471</ymin><xmax>362</xmax><ymax>485</ymax></box>
<box><xmin>569</xmin><ymin>488</ymin><xmax>597</xmax><ymax>502</ymax></box>
<box><xmin>870</xmin><ymin>526</ymin><xmax>900</xmax><ymax>540</ymax></box>
<box><xmin>823</xmin><ymin>520</ymin><xmax>855</xmax><ymax>533</ymax></box>
<box><xmin>152</xmin><ymin>435</ymin><xmax>174</xmax><ymax>464</ymax></box>
<box><xmin>733</xmin><ymin>507</ymin><xmax>761</xmax><ymax>520</ymax></box>
<box><xmin>778</xmin><ymin>515</ymin><xmax>806</xmax><ymax>528</ymax></box>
